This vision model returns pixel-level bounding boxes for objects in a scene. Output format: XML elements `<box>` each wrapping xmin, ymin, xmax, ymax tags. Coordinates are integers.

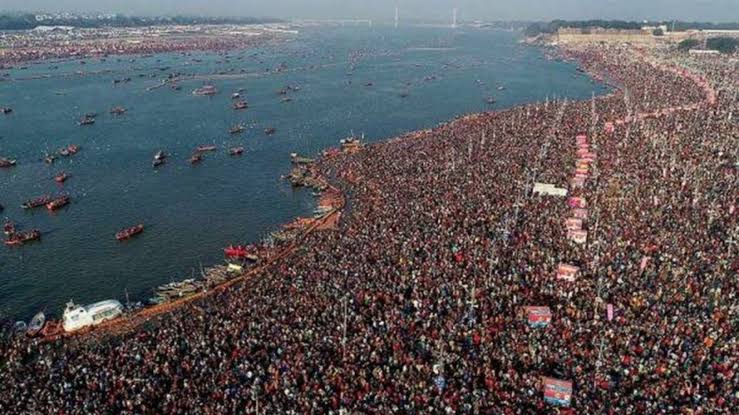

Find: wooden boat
<box><xmin>78</xmin><ymin>116</ymin><xmax>95</xmax><ymax>126</ymax></box>
<box><xmin>46</xmin><ymin>195</ymin><xmax>70</xmax><ymax>211</ymax></box>
<box><xmin>26</xmin><ymin>312</ymin><xmax>46</xmax><ymax>337</ymax></box>
<box><xmin>232</xmin><ymin>100</ymin><xmax>248</xmax><ymax>110</ymax></box>
<box><xmin>190</xmin><ymin>153</ymin><xmax>204</xmax><ymax>164</ymax></box>
<box><xmin>229</xmin><ymin>147</ymin><xmax>244</xmax><ymax>156</ymax></box>
<box><xmin>0</xmin><ymin>158</ymin><xmax>17</xmax><ymax>168</ymax></box>
<box><xmin>5</xmin><ymin>229</ymin><xmax>41</xmax><ymax>246</ymax></box>
<box><xmin>196</xmin><ymin>145</ymin><xmax>217</xmax><ymax>152</ymax></box>
<box><xmin>229</xmin><ymin>124</ymin><xmax>245</xmax><ymax>134</ymax></box>
<box><xmin>54</xmin><ymin>172</ymin><xmax>70</xmax><ymax>183</ymax></box>
<box><xmin>116</xmin><ymin>224</ymin><xmax>144</xmax><ymax>241</ymax></box>
<box><xmin>22</xmin><ymin>195</ymin><xmax>52</xmax><ymax>209</ymax></box>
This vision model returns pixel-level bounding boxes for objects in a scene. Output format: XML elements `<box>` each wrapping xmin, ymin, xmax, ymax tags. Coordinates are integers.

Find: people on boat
<box><xmin>46</xmin><ymin>195</ymin><xmax>70</xmax><ymax>211</ymax></box>
<box><xmin>116</xmin><ymin>224</ymin><xmax>144</xmax><ymax>241</ymax></box>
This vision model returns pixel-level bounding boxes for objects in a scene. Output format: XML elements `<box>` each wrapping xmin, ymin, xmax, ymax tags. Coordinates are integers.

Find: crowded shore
<box><xmin>0</xmin><ymin>37</ymin><xmax>737</xmax><ymax>415</ymax></box>
<box><xmin>0</xmin><ymin>23</ymin><xmax>293</xmax><ymax>67</ymax></box>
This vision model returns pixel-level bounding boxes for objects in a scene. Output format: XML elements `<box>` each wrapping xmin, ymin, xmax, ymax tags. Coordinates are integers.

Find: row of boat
<box><xmin>20</xmin><ymin>194</ymin><xmax>70</xmax><ymax>211</ymax></box>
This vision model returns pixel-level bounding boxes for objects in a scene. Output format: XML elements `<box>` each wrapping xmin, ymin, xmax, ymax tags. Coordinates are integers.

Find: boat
<box><xmin>486</xmin><ymin>97</ymin><xmax>496</xmax><ymax>104</ymax></box>
<box><xmin>78</xmin><ymin>116</ymin><xmax>95</xmax><ymax>126</ymax></box>
<box><xmin>265</xmin><ymin>127</ymin><xmax>276</xmax><ymax>136</ymax></box>
<box><xmin>229</xmin><ymin>124</ymin><xmax>245</xmax><ymax>135</ymax></box>
<box><xmin>22</xmin><ymin>195</ymin><xmax>52</xmax><ymax>209</ymax></box>
<box><xmin>154</xmin><ymin>150</ymin><xmax>167</xmax><ymax>161</ymax></box>
<box><xmin>281</xmin><ymin>97</ymin><xmax>293</xmax><ymax>103</ymax></box>
<box><xmin>152</xmin><ymin>158</ymin><xmax>166</xmax><ymax>168</ymax></box>
<box><xmin>13</xmin><ymin>321</ymin><xmax>27</xmax><ymax>334</ymax></box>
<box><xmin>229</xmin><ymin>147</ymin><xmax>244</xmax><ymax>156</ymax></box>
<box><xmin>276</xmin><ymin>88</ymin><xmax>288</xmax><ymax>95</ymax></box>
<box><xmin>192</xmin><ymin>85</ymin><xmax>218</xmax><ymax>96</ymax></box>
<box><xmin>231</xmin><ymin>92</ymin><xmax>240</xmax><ymax>99</ymax></box>
<box><xmin>196</xmin><ymin>145</ymin><xmax>217</xmax><ymax>152</ymax></box>
<box><xmin>3</xmin><ymin>221</ymin><xmax>15</xmax><ymax>236</ymax></box>
<box><xmin>54</xmin><ymin>172</ymin><xmax>70</xmax><ymax>183</ymax></box>
<box><xmin>43</xmin><ymin>154</ymin><xmax>56</xmax><ymax>164</ymax></box>
<box><xmin>0</xmin><ymin>158</ymin><xmax>16</xmax><ymax>168</ymax></box>
<box><xmin>58</xmin><ymin>145</ymin><xmax>80</xmax><ymax>157</ymax></box>
<box><xmin>62</xmin><ymin>299</ymin><xmax>123</xmax><ymax>332</ymax></box>
<box><xmin>116</xmin><ymin>224</ymin><xmax>144</xmax><ymax>241</ymax></box>
<box><xmin>4</xmin><ymin>229</ymin><xmax>41</xmax><ymax>246</ymax></box>
<box><xmin>26</xmin><ymin>312</ymin><xmax>46</xmax><ymax>337</ymax></box>
<box><xmin>233</xmin><ymin>100</ymin><xmax>248</xmax><ymax>110</ymax></box>
<box><xmin>399</xmin><ymin>92</ymin><xmax>409</xmax><ymax>98</ymax></box>
<box><xmin>110</xmin><ymin>106</ymin><xmax>126</xmax><ymax>115</ymax></box>
<box><xmin>1</xmin><ymin>107</ymin><xmax>12</xmax><ymax>114</ymax></box>
<box><xmin>224</xmin><ymin>245</ymin><xmax>249</xmax><ymax>258</ymax></box>
<box><xmin>46</xmin><ymin>195</ymin><xmax>70</xmax><ymax>211</ymax></box>
<box><xmin>190</xmin><ymin>153</ymin><xmax>204</xmax><ymax>164</ymax></box>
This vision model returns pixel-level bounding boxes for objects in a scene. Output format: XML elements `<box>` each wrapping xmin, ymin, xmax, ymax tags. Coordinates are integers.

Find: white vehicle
<box><xmin>62</xmin><ymin>299</ymin><xmax>123</xmax><ymax>332</ymax></box>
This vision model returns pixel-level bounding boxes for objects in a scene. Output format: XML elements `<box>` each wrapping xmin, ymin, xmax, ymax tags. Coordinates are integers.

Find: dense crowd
<box><xmin>0</xmin><ymin>26</ymin><xmax>278</xmax><ymax>66</ymax></box>
<box><xmin>0</xmin><ymin>43</ymin><xmax>736</xmax><ymax>414</ymax></box>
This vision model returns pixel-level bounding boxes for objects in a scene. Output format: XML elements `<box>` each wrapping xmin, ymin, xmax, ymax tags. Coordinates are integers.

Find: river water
<box><xmin>0</xmin><ymin>26</ymin><xmax>607</xmax><ymax>320</ymax></box>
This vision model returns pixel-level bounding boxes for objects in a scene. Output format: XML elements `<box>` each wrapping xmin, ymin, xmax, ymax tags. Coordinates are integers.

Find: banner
<box><xmin>533</xmin><ymin>182</ymin><xmax>568</xmax><ymax>197</ymax></box>
<box><xmin>568</xmin><ymin>229</ymin><xmax>587</xmax><ymax>244</ymax></box>
<box><xmin>567</xmin><ymin>197</ymin><xmax>586</xmax><ymax>208</ymax></box>
<box><xmin>572</xmin><ymin>208</ymin><xmax>588</xmax><ymax>220</ymax></box>
<box><xmin>557</xmin><ymin>263</ymin><xmax>579</xmax><ymax>281</ymax></box>
<box><xmin>525</xmin><ymin>306</ymin><xmax>552</xmax><ymax>328</ymax></box>
<box><xmin>543</xmin><ymin>377</ymin><xmax>573</xmax><ymax>407</ymax></box>
<box><xmin>565</xmin><ymin>218</ymin><xmax>583</xmax><ymax>231</ymax></box>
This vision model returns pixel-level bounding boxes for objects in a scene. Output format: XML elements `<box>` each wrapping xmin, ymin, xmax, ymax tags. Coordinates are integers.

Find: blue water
<box><xmin>0</xmin><ymin>26</ymin><xmax>607</xmax><ymax>320</ymax></box>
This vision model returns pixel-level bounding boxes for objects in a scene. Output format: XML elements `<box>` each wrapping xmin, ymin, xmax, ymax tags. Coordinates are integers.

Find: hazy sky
<box><xmin>1</xmin><ymin>0</ymin><xmax>738</xmax><ymax>22</ymax></box>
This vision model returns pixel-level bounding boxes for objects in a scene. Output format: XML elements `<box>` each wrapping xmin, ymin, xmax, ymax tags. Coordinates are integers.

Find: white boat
<box><xmin>62</xmin><ymin>299</ymin><xmax>123</xmax><ymax>332</ymax></box>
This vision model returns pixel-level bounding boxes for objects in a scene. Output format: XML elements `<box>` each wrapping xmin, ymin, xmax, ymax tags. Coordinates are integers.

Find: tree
<box><xmin>706</xmin><ymin>37</ymin><xmax>739</xmax><ymax>54</ymax></box>
<box><xmin>652</xmin><ymin>28</ymin><xmax>664</xmax><ymax>36</ymax></box>
<box><xmin>678</xmin><ymin>39</ymin><xmax>700</xmax><ymax>51</ymax></box>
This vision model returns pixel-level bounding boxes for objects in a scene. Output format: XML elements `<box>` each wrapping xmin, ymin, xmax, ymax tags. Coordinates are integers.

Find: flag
<box><xmin>542</xmin><ymin>377</ymin><xmax>573</xmax><ymax>407</ymax></box>
<box><xmin>525</xmin><ymin>306</ymin><xmax>552</xmax><ymax>327</ymax></box>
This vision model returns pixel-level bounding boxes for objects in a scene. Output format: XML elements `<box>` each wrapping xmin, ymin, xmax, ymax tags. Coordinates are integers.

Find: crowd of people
<box><xmin>0</xmin><ymin>26</ymin><xmax>278</xmax><ymax>67</ymax></box>
<box><xmin>0</xmin><ymin>42</ymin><xmax>736</xmax><ymax>414</ymax></box>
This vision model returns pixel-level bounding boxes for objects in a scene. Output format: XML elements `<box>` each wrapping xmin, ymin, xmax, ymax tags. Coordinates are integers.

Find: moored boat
<box><xmin>265</xmin><ymin>127</ymin><xmax>276</xmax><ymax>135</ymax></box>
<box><xmin>196</xmin><ymin>145</ymin><xmax>217</xmax><ymax>152</ymax></box>
<box><xmin>116</xmin><ymin>224</ymin><xmax>144</xmax><ymax>241</ymax></box>
<box><xmin>0</xmin><ymin>158</ymin><xmax>16</xmax><ymax>168</ymax></box>
<box><xmin>62</xmin><ymin>299</ymin><xmax>123</xmax><ymax>332</ymax></box>
<box><xmin>233</xmin><ymin>100</ymin><xmax>248</xmax><ymax>110</ymax></box>
<box><xmin>1</xmin><ymin>107</ymin><xmax>12</xmax><ymax>114</ymax></box>
<box><xmin>154</xmin><ymin>150</ymin><xmax>167</xmax><ymax>161</ymax></box>
<box><xmin>26</xmin><ymin>312</ymin><xmax>46</xmax><ymax>337</ymax></box>
<box><xmin>110</xmin><ymin>106</ymin><xmax>126</xmax><ymax>115</ymax></box>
